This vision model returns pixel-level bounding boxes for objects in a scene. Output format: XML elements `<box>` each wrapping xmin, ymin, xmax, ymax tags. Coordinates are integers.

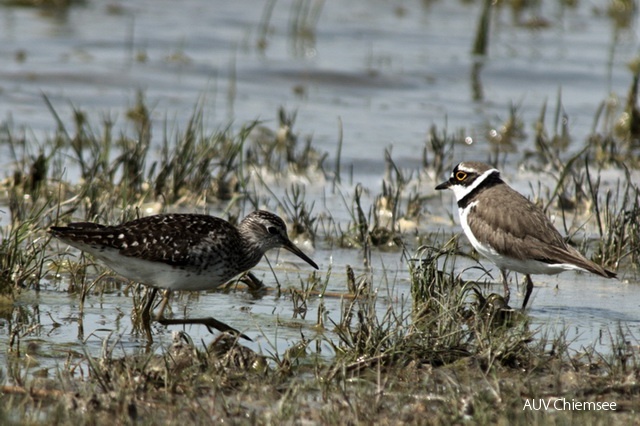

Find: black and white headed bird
<box><xmin>436</xmin><ymin>161</ymin><xmax>616</xmax><ymax>309</ymax></box>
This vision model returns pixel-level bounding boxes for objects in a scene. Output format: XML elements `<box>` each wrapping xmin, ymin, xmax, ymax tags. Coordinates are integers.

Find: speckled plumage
<box><xmin>50</xmin><ymin>211</ymin><xmax>319</xmax><ymax>292</ymax></box>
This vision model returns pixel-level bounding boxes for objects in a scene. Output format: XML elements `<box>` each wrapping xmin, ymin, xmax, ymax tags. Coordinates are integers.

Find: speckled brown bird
<box><xmin>50</xmin><ymin>211</ymin><xmax>319</xmax><ymax>339</ymax></box>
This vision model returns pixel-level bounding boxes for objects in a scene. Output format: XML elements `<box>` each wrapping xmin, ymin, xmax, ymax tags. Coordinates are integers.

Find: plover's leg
<box><xmin>500</xmin><ymin>269</ymin><xmax>510</xmax><ymax>304</ymax></box>
<box><xmin>522</xmin><ymin>274</ymin><xmax>534</xmax><ymax>310</ymax></box>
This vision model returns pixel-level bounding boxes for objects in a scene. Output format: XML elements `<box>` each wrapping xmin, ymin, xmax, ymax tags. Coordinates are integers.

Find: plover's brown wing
<box><xmin>467</xmin><ymin>188</ymin><xmax>565</xmax><ymax>258</ymax></box>
<box><xmin>467</xmin><ymin>187</ymin><xmax>615</xmax><ymax>278</ymax></box>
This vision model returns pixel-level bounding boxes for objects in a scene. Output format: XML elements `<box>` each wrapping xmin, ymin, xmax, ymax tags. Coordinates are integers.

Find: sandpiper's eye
<box><xmin>267</xmin><ymin>226</ymin><xmax>279</xmax><ymax>235</ymax></box>
<box><xmin>455</xmin><ymin>171</ymin><xmax>467</xmax><ymax>181</ymax></box>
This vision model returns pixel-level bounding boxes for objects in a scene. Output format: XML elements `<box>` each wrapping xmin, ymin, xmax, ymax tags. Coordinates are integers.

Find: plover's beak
<box><xmin>282</xmin><ymin>239</ymin><xmax>319</xmax><ymax>269</ymax></box>
<box><xmin>435</xmin><ymin>179</ymin><xmax>452</xmax><ymax>190</ymax></box>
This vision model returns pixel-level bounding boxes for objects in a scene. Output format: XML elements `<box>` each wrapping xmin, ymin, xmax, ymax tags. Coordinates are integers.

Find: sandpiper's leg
<box><xmin>151</xmin><ymin>290</ymin><xmax>251</xmax><ymax>341</ymax></box>
<box><xmin>155</xmin><ymin>289</ymin><xmax>172</xmax><ymax>320</ymax></box>
<box><xmin>500</xmin><ymin>269</ymin><xmax>510</xmax><ymax>304</ymax></box>
<box><xmin>522</xmin><ymin>274</ymin><xmax>534</xmax><ymax>310</ymax></box>
<box><xmin>243</xmin><ymin>271</ymin><xmax>265</xmax><ymax>290</ymax></box>
<box><xmin>142</xmin><ymin>287</ymin><xmax>158</xmax><ymax>324</ymax></box>
<box><xmin>158</xmin><ymin>316</ymin><xmax>252</xmax><ymax>341</ymax></box>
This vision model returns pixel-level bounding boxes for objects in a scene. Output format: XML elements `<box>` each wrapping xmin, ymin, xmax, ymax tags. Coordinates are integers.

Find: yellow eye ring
<box><xmin>455</xmin><ymin>171</ymin><xmax>467</xmax><ymax>181</ymax></box>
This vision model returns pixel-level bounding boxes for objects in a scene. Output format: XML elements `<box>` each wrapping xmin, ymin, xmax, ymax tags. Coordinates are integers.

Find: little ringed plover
<box><xmin>436</xmin><ymin>161</ymin><xmax>616</xmax><ymax>309</ymax></box>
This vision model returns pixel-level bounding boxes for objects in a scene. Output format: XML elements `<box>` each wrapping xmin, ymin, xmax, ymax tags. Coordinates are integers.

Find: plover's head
<box><xmin>435</xmin><ymin>162</ymin><xmax>500</xmax><ymax>201</ymax></box>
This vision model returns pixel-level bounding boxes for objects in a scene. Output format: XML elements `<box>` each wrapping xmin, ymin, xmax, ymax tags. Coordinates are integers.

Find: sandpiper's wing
<box><xmin>51</xmin><ymin>214</ymin><xmax>237</xmax><ymax>267</ymax></box>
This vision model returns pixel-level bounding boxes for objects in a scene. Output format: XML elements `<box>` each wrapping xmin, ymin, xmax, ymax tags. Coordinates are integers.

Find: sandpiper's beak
<box><xmin>435</xmin><ymin>179</ymin><xmax>452</xmax><ymax>190</ymax></box>
<box><xmin>282</xmin><ymin>239</ymin><xmax>319</xmax><ymax>269</ymax></box>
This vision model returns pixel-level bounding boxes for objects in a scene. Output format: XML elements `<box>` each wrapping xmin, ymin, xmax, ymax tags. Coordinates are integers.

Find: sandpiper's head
<box><xmin>240</xmin><ymin>211</ymin><xmax>319</xmax><ymax>269</ymax></box>
<box><xmin>435</xmin><ymin>162</ymin><xmax>500</xmax><ymax>201</ymax></box>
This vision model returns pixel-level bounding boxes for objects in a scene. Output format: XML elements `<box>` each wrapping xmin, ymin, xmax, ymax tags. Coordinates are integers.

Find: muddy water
<box><xmin>1</xmin><ymin>1</ymin><xmax>639</xmax><ymax>368</ymax></box>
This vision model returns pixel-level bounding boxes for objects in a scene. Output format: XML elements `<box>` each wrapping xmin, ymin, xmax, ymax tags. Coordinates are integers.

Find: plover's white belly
<box><xmin>476</xmin><ymin>247</ymin><xmax>586</xmax><ymax>275</ymax></box>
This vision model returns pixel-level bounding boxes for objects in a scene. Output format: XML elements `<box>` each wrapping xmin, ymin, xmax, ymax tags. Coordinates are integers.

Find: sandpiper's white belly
<box><xmin>93</xmin><ymin>247</ymin><xmax>233</xmax><ymax>291</ymax></box>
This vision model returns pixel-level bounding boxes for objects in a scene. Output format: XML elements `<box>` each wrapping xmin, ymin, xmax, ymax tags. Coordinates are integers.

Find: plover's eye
<box><xmin>455</xmin><ymin>171</ymin><xmax>467</xmax><ymax>181</ymax></box>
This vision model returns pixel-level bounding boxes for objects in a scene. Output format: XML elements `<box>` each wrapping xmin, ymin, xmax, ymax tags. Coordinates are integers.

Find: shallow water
<box><xmin>1</xmin><ymin>1</ymin><xmax>639</xmax><ymax>370</ymax></box>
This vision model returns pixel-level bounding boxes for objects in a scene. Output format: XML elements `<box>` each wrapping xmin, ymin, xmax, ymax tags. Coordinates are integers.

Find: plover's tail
<box><xmin>563</xmin><ymin>245</ymin><xmax>617</xmax><ymax>279</ymax></box>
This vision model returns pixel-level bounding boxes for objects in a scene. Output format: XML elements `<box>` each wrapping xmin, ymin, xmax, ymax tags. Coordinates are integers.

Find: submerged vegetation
<box><xmin>2</xmin><ymin>0</ymin><xmax>640</xmax><ymax>424</ymax></box>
